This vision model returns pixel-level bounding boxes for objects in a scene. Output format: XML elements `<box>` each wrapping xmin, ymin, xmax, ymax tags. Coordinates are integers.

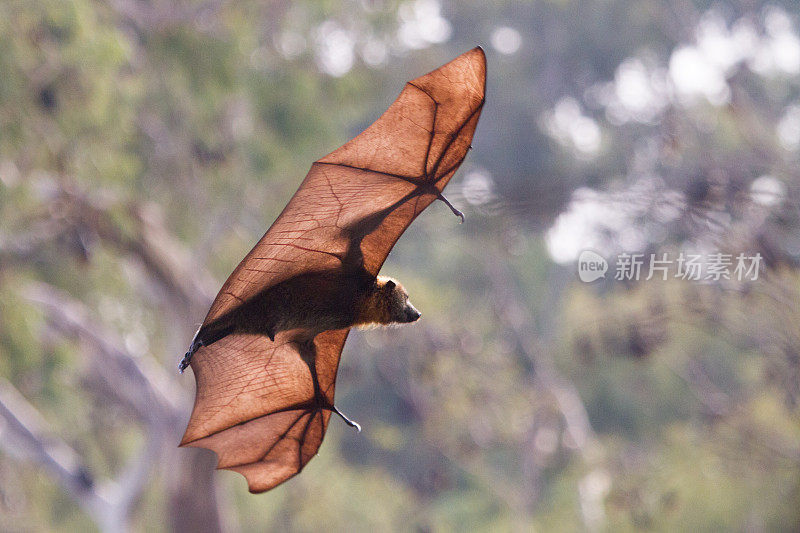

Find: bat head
<box><xmin>399</xmin><ymin>297</ymin><xmax>421</xmax><ymax>323</ymax></box>
<box><xmin>373</xmin><ymin>276</ymin><xmax>421</xmax><ymax>325</ymax></box>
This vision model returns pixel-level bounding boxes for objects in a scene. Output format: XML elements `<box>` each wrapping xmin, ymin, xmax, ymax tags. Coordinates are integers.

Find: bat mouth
<box><xmin>403</xmin><ymin>305</ymin><xmax>421</xmax><ymax>323</ymax></box>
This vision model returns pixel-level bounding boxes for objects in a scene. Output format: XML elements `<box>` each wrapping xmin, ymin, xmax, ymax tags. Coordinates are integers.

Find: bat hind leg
<box><xmin>436</xmin><ymin>192</ymin><xmax>465</xmax><ymax>223</ymax></box>
<box><xmin>178</xmin><ymin>323</ymin><xmax>234</xmax><ymax>373</ymax></box>
<box><xmin>178</xmin><ymin>338</ymin><xmax>203</xmax><ymax>373</ymax></box>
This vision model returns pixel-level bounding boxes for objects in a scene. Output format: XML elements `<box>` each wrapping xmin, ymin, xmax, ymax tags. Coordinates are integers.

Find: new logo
<box><xmin>578</xmin><ymin>250</ymin><xmax>608</xmax><ymax>282</ymax></box>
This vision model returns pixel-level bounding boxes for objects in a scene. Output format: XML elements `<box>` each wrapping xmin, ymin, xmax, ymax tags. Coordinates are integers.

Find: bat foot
<box><xmin>437</xmin><ymin>192</ymin><xmax>464</xmax><ymax>223</ymax></box>
<box><xmin>178</xmin><ymin>338</ymin><xmax>204</xmax><ymax>374</ymax></box>
<box><xmin>329</xmin><ymin>404</ymin><xmax>361</xmax><ymax>432</ymax></box>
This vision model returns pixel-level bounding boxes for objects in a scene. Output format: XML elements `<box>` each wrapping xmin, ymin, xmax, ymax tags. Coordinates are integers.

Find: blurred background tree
<box><xmin>2</xmin><ymin>0</ymin><xmax>800</xmax><ymax>531</ymax></box>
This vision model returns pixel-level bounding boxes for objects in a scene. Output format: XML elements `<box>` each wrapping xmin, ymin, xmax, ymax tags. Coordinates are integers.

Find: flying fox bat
<box><xmin>179</xmin><ymin>47</ymin><xmax>486</xmax><ymax>493</ymax></box>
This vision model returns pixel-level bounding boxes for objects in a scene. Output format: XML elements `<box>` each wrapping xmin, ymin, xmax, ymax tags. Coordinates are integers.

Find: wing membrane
<box><xmin>182</xmin><ymin>48</ymin><xmax>486</xmax><ymax>493</ymax></box>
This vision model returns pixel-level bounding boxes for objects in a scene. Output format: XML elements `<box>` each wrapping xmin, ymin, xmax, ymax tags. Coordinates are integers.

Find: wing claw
<box><xmin>329</xmin><ymin>404</ymin><xmax>361</xmax><ymax>432</ymax></box>
<box><xmin>437</xmin><ymin>192</ymin><xmax>465</xmax><ymax>223</ymax></box>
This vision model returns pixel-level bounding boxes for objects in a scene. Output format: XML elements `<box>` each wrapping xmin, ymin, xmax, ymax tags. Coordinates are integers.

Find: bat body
<box><xmin>179</xmin><ymin>48</ymin><xmax>486</xmax><ymax>493</ymax></box>
<box><xmin>188</xmin><ymin>272</ymin><xmax>420</xmax><ymax>348</ymax></box>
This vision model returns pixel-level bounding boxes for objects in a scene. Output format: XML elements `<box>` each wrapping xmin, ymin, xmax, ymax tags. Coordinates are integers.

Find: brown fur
<box><xmin>200</xmin><ymin>273</ymin><xmax>419</xmax><ymax>345</ymax></box>
<box><xmin>354</xmin><ymin>276</ymin><xmax>420</xmax><ymax>328</ymax></box>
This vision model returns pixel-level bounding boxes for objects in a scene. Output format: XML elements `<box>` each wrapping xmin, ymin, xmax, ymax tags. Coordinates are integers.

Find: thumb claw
<box><xmin>436</xmin><ymin>192</ymin><xmax>464</xmax><ymax>222</ymax></box>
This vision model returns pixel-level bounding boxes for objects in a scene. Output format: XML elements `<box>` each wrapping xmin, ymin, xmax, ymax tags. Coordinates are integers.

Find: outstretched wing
<box><xmin>181</xmin><ymin>48</ymin><xmax>487</xmax><ymax>493</ymax></box>
<box><xmin>203</xmin><ymin>47</ymin><xmax>486</xmax><ymax>324</ymax></box>
<box><xmin>181</xmin><ymin>329</ymin><xmax>347</xmax><ymax>493</ymax></box>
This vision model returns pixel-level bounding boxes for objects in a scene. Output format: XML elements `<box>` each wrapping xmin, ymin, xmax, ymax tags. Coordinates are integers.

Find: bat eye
<box><xmin>385</xmin><ymin>280</ymin><xmax>396</xmax><ymax>291</ymax></box>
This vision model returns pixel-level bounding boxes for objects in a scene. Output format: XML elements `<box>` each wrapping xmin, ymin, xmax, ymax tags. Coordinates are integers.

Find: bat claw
<box><xmin>178</xmin><ymin>352</ymin><xmax>190</xmax><ymax>373</ymax></box>
<box><xmin>329</xmin><ymin>404</ymin><xmax>361</xmax><ymax>432</ymax></box>
<box><xmin>178</xmin><ymin>338</ymin><xmax>204</xmax><ymax>373</ymax></box>
<box><xmin>436</xmin><ymin>192</ymin><xmax>464</xmax><ymax>223</ymax></box>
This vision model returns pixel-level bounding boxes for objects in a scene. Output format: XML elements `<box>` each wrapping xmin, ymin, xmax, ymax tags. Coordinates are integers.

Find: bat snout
<box><xmin>403</xmin><ymin>303</ymin><xmax>421</xmax><ymax>323</ymax></box>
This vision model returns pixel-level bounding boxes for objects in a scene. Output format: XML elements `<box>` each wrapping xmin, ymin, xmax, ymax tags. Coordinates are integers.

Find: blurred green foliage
<box><xmin>3</xmin><ymin>0</ymin><xmax>800</xmax><ymax>531</ymax></box>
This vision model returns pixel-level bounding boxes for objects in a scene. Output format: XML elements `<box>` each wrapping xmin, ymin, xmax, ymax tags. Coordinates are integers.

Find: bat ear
<box><xmin>384</xmin><ymin>280</ymin><xmax>396</xmax><ymax>291</ymax></box>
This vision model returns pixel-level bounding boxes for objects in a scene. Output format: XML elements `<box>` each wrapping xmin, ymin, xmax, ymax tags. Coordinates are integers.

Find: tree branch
<box><xmin>0</xmin><ymin>378</ymin><xmax>117</xmax><ymax>529</ymax></box>
<box><xmin>22</xmin><ymin>281</ymin><xmax>185</xmax><ymax>426</ymax></box>
<box><xmin>484</xmin><ymin>256</ymin><xmax>596</xmax><ymax>456</ymax></box>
